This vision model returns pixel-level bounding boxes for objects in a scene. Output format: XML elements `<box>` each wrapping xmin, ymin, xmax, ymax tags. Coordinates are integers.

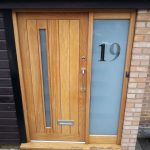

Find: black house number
<box><xmin>99</xmin><ymin>43</ymin><xmax>120</xmax><ymax>62</ymax></box>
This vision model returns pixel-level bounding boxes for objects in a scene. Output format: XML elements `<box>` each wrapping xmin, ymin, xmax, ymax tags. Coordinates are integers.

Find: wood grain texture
<box><xmin>85</xmin><ymin>12</ymin><xmax>93</xmax><ymax>143</ymax></box>
<box><xmin>12</xmin><ymin>11</ymin><xmax>30</xmax><ymax>141</ymax></box>
<box><xmin>15</xmin><ymin>12</ymin><xmax>88</xmax><ymax>141</ymax></box>
<box><xmin>69</xmin><ymin>20</ymin><xmax>80</xmax><ymax>135</ymax></box>
<box><xmin>20</xmin><ymin>142</ymin><xmax>121</xmax><ymax>150</ymax></box>
<box><xmin>48</xmin><ymin>20</ymin><xmax>61</xmax><ymax>134</ymax></box>
<box><xmin>59</xmin><ymin>20</ymin><xmax>70</xmax><ymax>135</ymax></box>
<box><xmin>78</xmin><ymin>14</ymin><xmax>88</xmax><ymax>141</ymax></box>
<box><xmin>27</xmin><ymin>20</ymin><xmax>45</xmax><ymax>133</ymax></box>
<box><xmin>36</xmin><ymin>20</ymin><xmax>53</xmax><ymax>134</ymax></box>
<box><xmin>89</xmin><ymin>135</ymin><xmax>117</xmax><ymax>144</ymax></box>
<box><xmin>93</xmin><ymin>12</ymin><xmax>131</xmax><ymax>19</ymax></box>
<box><xmin>86</xmin><ymin>11</ymin><xmax>136</xmax><ymax>145</ymax></box>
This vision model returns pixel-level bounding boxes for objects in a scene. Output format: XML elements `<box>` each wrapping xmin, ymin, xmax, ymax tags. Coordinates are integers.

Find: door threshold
<box><xmin>31</xmin><ymin>140</ymin><xmax>85</xmax><ymax>144</ymax></box>
<box><xmin>20</xmin><ymin>142</ymin><xmax>121</xmax><ymax>150</ymax></box>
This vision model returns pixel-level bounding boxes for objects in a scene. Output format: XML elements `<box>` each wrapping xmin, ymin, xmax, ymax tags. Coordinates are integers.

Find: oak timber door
<box><xmin>15</xmin><ymin>12</ymin><xmax>88</xmax><ymax>141</ymax></box>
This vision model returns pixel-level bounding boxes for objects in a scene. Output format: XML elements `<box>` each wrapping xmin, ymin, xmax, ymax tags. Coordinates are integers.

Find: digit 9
<box><xmin>110</xmin><ymin>43</ymin><xmax>120</xmax><ymax>61</ymax></box>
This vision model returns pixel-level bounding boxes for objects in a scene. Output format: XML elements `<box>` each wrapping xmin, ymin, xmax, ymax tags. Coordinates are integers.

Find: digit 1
<box><xmin>99</xmin><ymin>43</ymin><xmax>105</xmax><ymax>61</ymax></box>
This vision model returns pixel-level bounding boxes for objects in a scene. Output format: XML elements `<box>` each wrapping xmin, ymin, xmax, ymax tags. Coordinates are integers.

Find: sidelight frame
<box><xmin>86</xmin><ymin>10</ymin><xmax>136</xmax><ymax>144</ymax></box>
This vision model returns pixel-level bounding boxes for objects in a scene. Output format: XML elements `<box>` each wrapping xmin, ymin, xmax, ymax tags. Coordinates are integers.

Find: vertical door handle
<box><xmin>81</xmin><ymin>67</ymin><xmax>86</xmax><ymax>92</ymax></box>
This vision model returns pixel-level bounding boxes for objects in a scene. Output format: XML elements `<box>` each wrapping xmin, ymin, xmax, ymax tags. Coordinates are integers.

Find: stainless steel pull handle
<box><xmin>81</xmin><ymin>67</ymin><xmax>86</xmax><ymax>92</ymax></box>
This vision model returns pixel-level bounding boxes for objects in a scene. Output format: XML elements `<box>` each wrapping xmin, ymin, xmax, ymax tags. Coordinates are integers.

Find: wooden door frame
<box><xmin>12</xmin><ymin>9</ymin><xmax>136</xmax><ymax>144</ymax></box>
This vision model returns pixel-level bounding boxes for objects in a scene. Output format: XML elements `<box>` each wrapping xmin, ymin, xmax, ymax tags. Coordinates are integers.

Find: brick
<box><xmin>121</xmin><ymin>146</ymin><xmax>128</xmax><ymax>150</ymax></box>
<box><xmin>130</xmin><ymin>72</ymin><xmax>138</xmax><ymax>77</ymax></box>
<box><xmin>124</xmin><ymin>126</ymin><xmax>139</xmax><ymax>130</ymax></box>
<box><xmin>122</xmin><ymin>142</ymin><xmax>129</xmax><ymax>147</ymax></box>
<box><xmin>130</xmin><ymin>66</ymin><xmax>148</xmax><ymax>72</ymax></box>
<box><xmin>140</xmin><ymin>60</ymin><xmax>149</xmax><ymax>66</ymax></box>
<box><xmin>133</xmin><ymin>99</ymin><xmax>143</xmax><ymax>103</ymax></box>
<box><xmin>132</xmin><ymin>55</ymin><xmax>140</xmax><ymax>60</ymax></box>
<box><xmin>133</xmin><ymin>116</ymin><xmax>141</xmax><ymax>121</ymax></box>
<box><xmin>122</xmin><ymin>134</ymin><xmax>137</xmax><ymax>138</ymax></box>
<box><xmin>128</xmin><ymin>89</ymin><xmax>144</xmax><ymax>94</ymax></box>
<box><xmin>139</xmin><ymin>72</ymin><xmax>147</xmax><ymax>77</ymax></box>
<box><xmin>127</xmin><ymin>94</ymin><xmax>135</xmax><ymax>99</ymax></box>
<box><xmin>130</xmin><ymin>138</ymin><xmax>137</xmax><ymax>143</ymax></box>
<box><xmin>144</xmin><ymin>35</ymin><xmax>150</xmax><ymax>41</ymax></box>
<box><xmin>132</xmin><ymin>121</ymin><xmax>140</xmax><ymax>126</ymax></box>
<box><xmin>138</xmin><ymin>10</ymin><xmax>149</xmax><ymax>14</ymax></box>
<box><xmin>129</xmin><ymin>77</ymin><xmax>146</xmax><ymax>83</ymax></box>
<box><xmin>146</xmin><ymin>22</ymin><xmax>150</xmax><ymax>27</ymax></box>
<box><xmin>136</xmin><ymin>93</ymin><xmax>144</xmax><ymax>98</ymax></box>
<box><xmin>136</xmin><ymin>22</ymin><xmax>146</xmax><ymax>27</ymax></box>
<box><xmin>125</xmin><ymin>112</ymin><xmax>133</xmax><ymax>116</ymax></box>
<box><xmin>134</xmin><ymin>42</ymin><xmax>150</xmax><ymax>48</ymax></box>
<box><xmin>133</xmin><ymin>112</ymin><xmax>141</xmax><ymax>117</ymax></box>
<box><xmin>129</xmin><ymin>143</ymin><xmax>136</xmax><ymax>147</ymax></box>
<box><xmin>128</xmin><ymin>146</ymin><xmax>136</xmax><ymax>150</ymax></box>
<box><xmin>135</xmin><ymin>28</ymin><xmax>150</xmax><ymax>34</ymax></box>
<box><xmin>137</xmin><ymin>67</ymin><xmax>148</xmax><ymax>71</ymax></box>
<box><xmin>125</xmin><ymin>107</ymin><xmax>134</xmax><ymax>112</ymax></box>
<box><xmin>139</xmin><ymin>55</ymin><xmax>149</xmax><ymax>60</ymax></box>
<box><xmin>142</xmin><ymin>48</ymin><xmax>150</xmax><ymax>54</ymax></box>
<box><xmin>131</xmin><ymin>130</ymin><xmax>139</xmax><ymax>134</ymax></box>
<box><xmin>134</xmin><ymin>108</ymin><xmax>142</xmax><ymax>113</ymax></box>
<box><xmin>132</xmin><ymin>54</ymin><xmax>149</xmax><ymax>60</ymax></box>
<box><xmin>128</xmin><ymin>83</ymin><xmax>137</xmax><ymax>88</ymax></box>
<box><xmin>124</xmin><ymin>121</ymin><xmax>132</xmax><ymax>126</ymax></box>
<box><xmin>134</xmin><ymin>35</ymin><xmax>144</xmax><ymax>41</ymax></box>
<box><xmin>122</xmin><ymin>139</ymin><xmax>130</xmax><ymax>143</ymax></box>
<box><xmin>123</xmin><ymin>129</ymin><xmax>131</xmax><ymax>134</ymax></box>
<box><xmin>137</xmin><ymin>83</ymin><xmax>146</xmax><ymax>88</ymax></box>
<box><xmin>135</xmin><ymin>104</ymin><xmax>143</xmax><ymax>108</ymax></box>
<box><xmin>131</xmin><ymin>60</ymin><xmax>140</xmax><ymax>66</ymax></box>
<box><xmin>137</xmin><ymin>14</ymin><xmax>150</xmax><ymax>21</ymax></box>
<box><xmin>126</xmin><ymin>103</ymin><xmax>135</xmax><ymax>108</ymax></box>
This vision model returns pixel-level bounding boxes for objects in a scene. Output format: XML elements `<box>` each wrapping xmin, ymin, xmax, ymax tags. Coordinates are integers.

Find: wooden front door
<box><xmin>16</xmin><ymin>12</ymin><xmax>88</xmax><ymax>141</ymax></box>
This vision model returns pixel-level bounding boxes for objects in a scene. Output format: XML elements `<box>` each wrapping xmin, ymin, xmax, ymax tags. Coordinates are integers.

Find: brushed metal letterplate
<box><xmin>57</xmin><ymin>120</ymin><xmax>74</xmax><ymax>126</ymax></box>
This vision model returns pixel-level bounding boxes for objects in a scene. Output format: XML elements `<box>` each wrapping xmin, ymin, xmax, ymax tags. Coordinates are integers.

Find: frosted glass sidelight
<box><xmin>90</xmin><ymin>20</ymin><xmax>129</xmax><ymax>135</ymax></box>
<box><xmin>39</xmin><ymin>29</ymin><xmax>51</xmax><ymax>127</ymax></box>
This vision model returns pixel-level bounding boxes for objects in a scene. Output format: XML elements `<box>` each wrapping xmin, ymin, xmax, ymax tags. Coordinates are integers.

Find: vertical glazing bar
<box><xmin>39</xmin><ymin>29</ymin><xmax>51</xmax><ymax>127</ymax></box>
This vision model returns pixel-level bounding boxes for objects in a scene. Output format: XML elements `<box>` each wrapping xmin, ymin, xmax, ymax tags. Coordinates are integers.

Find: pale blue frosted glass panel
<box><xmin>90</xmin><ymin>20</ymin><xmax>129</xmax><ymax>135</ymax></box>
<box><xmin>39</xmin><ymin>29</ymin><xmax>51</xmax><ymax>127</ymax></box>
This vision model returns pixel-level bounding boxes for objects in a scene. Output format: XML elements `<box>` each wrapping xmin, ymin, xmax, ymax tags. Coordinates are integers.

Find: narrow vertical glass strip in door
<box><xmin>39</xmin><ymin>29</ymin><xmax>51</xmax><ymax>127</ymax></box>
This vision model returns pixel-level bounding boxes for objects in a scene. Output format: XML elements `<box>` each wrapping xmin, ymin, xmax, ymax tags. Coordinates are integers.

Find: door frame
<box><xmin>12</xmin><ymin>9</ymin><xmax>136</xmax><ymax>144</ymax></box>
<box><xmin>86</xmin><ymin>11</ymin><xmax>136</xmax><ymax>144</ymax></box>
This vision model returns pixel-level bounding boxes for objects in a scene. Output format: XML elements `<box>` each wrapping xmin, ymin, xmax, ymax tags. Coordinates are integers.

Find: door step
<box><xmin>20</xmin><ymin>142</ymin><xmax>121</xmax><ymax>150</ymax></box>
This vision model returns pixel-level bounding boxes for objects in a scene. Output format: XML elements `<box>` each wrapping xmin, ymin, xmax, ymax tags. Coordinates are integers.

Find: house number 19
<box><xmin>99</xmin><ymin>43</ymin><xmax>120</xmax><ymax>62</ymax></box>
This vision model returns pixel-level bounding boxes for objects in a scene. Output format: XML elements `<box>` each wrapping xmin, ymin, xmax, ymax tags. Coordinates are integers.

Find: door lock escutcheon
<box><xmin>81</xmin><ymin>56</ymin><xmax>86</xmax><ymax>61</ymax></box>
